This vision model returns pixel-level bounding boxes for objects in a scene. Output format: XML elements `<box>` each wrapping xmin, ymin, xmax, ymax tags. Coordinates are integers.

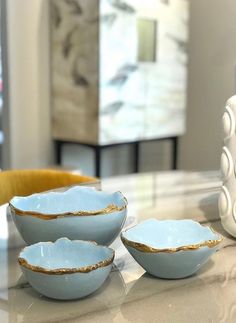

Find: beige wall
<box><xmin>179</xmin><ymin>0</ymin><xmax>236</xmax><ymax>171</ymax></box>
<box><xmin>6</xmin><ymin>0</ymin><xmax>52</xmax><ymax>169</ymax></box>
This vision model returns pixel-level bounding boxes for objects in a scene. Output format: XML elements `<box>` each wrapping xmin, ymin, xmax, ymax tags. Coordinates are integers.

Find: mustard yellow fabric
<box><xmin>0</xmin><ymin>169</ymin><xmax>97</xmax><ymax>205</ymax></box>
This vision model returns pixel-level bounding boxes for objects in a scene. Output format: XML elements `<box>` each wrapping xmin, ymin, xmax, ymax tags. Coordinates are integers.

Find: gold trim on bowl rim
<box><xmin>120</xmin><ymin>225</ymin><xmax>223</xmax><ymax>254</ymax></box>
<box><xmin>9</xmin><ymin>191</ymin><xmax>128</xmax><ymax>220</ymax></box>
<box><xmin>18</xmin><ymin>241</ymin><xmax>115</xmax><ymax>275</ymax></box>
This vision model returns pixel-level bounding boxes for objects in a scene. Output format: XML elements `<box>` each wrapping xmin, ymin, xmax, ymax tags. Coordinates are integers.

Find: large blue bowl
<box><xmin>121</xmin><ymin>219</ymin><xmax>223</xmax><ymax>279</ymax></box>
<box><xmin>10</xmin><ymin>186</ymin><xmax>127</xmax><ymax>245</ymax></box>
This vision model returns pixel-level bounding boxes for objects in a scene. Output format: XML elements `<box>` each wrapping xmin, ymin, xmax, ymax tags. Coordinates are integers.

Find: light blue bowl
<box><xmin>18</xmin><ymin>238</ymin><xmax>115</xmax><ymax>300</ymax></box>
<box><xmin>10</xmin><ymin>186</ymin><xmax>127</xmax><ymax>245</ymax></box>
<box><xmin>121</xmin><ymin>219</ymin><xmax>223</xmax><ymax>279</ymax></box>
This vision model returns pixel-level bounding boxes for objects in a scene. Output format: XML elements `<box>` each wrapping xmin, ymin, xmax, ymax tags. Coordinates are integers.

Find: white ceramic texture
<box><xmin>121</xmin><ymin>219</ymin><xmax>222</xmax><ymax>279</ymax></box>
<box><xmin>221</xmin><ymin>147</ymin><xmax>234</xmax><ymax>181</ymax></box>
<box><xmin>18</xmin><ymin>238</ymin><xmax>114</xmax><ymax>300</ymax></box>
<box><xmin>10</xmin><ymin>186</ymin><xmax>127</xmax><ymax>245</ymax></box>
<box><xmin>220</xmin><ymin>96</ymin><xmax>236</xmax><ymax>237</ymax></box>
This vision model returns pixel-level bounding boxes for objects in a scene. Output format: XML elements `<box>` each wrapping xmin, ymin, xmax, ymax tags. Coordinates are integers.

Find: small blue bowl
<box><xmin>18</xmin><ymin>238</ymin><xmax>115</xmax><ymax>300</ymax></box>
<box><xmin>121</xmin><ymin>219</ymin><xmax>223</xmax><ymax>279</ymax></box>
<box><xmin>10</xmin><ymin>186</ymin><xmax>127</xmax><ymax>245</ymax></box>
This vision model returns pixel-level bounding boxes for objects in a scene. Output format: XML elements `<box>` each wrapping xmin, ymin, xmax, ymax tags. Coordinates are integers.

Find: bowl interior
<box><xmin>123</xmin><ymin>219</ymin><xmax>220</xmax><ymax>249</ymax></box>
<box><xmin>19</xmin><ymin>238</ymin><xmax>114</xmax><ymax>269</ymax></box>
<box><xmin>10</xmin><ymin>186</ymin><xmax>126</xmax><ymax>214</ymax></box>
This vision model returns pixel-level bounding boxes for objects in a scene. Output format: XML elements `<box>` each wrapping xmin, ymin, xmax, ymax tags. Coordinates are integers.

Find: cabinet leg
<box><xmin>55</xmin><ymin>141</ymin><xmax>62</xmax><ymax>165</ymax></box>
<box><xmin>94</xmin><ymin>146</ymin><xmax>101</xmax><ymax>177</ymax></box>
<box><xmin>172</xmin><ymin>137</ymin><xmax>178</xmax><ymax>170</ymax></box>
<box><xmin>134</xmin><ymin>142</ymin><xmax>140</xmax><ymax>173</ymax></box>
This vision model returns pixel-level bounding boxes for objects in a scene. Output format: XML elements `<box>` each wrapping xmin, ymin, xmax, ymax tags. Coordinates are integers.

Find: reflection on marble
<box><xmin>3</xmin><ymin>171</ymin><xmax>236</xmax><ymax>322</ymax></box>
<box><xmin>51</xmin><ymin>0</ymin><xmax>188</xmax><ymax>145</ymax></box>
<box><xmin>4</xmin><ymin>269</ymin><xmax>126</xmax><ymax>323</ymax></box>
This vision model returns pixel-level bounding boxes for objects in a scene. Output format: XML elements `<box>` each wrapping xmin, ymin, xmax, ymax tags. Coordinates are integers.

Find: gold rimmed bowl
<box><xmin>18</xmin><ymin>238</ymin><xmax>115</xmax><ymax>300</ymax></box>
<box><xmin>121</xmin><ymin>219</ymin><xmax>223</xmax><ymax>279</ymax></box>
<box><xmin>10</xmin><ymin>186</ymin><xmax>127</xmax><ymax>245</ymax></box>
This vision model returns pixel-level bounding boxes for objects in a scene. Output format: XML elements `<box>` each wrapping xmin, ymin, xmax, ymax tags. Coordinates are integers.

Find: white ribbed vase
<box><xmin>219</xmin><ymin>95</ymin><xmax>236</xmax><ymax>237</ymax></box>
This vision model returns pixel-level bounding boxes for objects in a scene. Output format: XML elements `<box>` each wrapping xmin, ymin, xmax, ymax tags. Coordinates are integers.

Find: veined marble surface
<box><xmin>1</xmin><ymin>171</ymin><xmax>236</xmax><ymax>323</ymax></box>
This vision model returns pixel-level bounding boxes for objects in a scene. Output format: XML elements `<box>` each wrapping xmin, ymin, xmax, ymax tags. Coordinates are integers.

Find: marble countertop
<box><xmin>0</xmin><ymin>171</ymin><xmax>235</xmax><ymax>323</ymax></box>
